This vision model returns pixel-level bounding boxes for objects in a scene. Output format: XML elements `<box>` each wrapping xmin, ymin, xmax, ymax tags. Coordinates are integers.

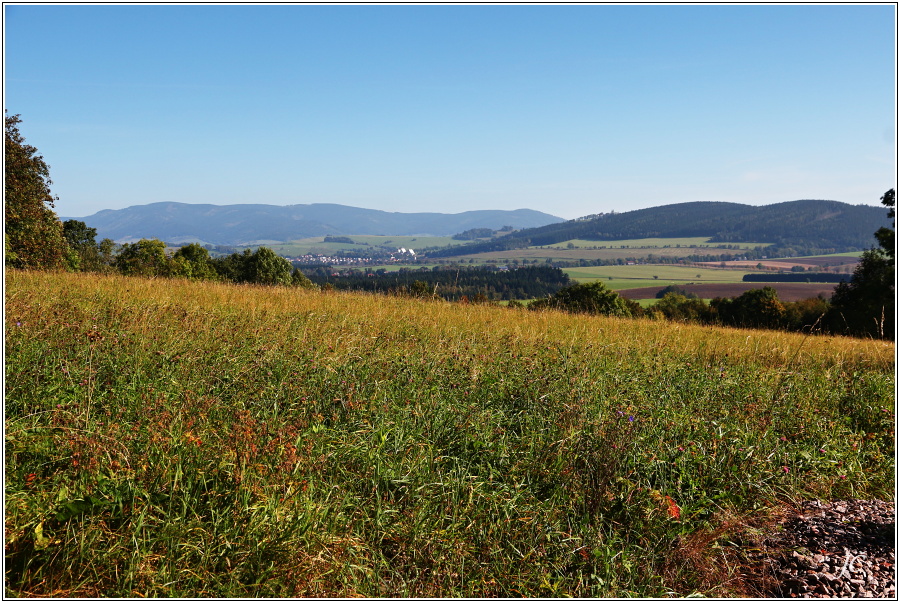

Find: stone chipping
<box><xmin>747</xmin><ymin>499</ymin><xmax>895</xmax><ymax>598</ymax></box>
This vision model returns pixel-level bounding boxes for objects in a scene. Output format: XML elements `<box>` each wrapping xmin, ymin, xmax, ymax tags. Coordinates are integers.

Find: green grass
<box><xmin>5</xmin><ymin>270</ymin><xmax>894</xmax><ymax>597</ymax></box>
<box><xmin>564</xmin><ymin>265</ymin><xmax>752</xmax><ymax>291</ymax></box>
<box><xmin>565</xmin><ymin>264</ymin><xmax>751</xmax><ymax>281</ymax></box>
<box><xmin>798</xmin><ymin>251</ymin><xmax>865</xmax><ymax>258</ymax></box>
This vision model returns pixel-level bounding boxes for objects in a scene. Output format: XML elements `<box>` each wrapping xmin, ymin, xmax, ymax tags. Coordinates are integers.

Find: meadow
<box><xmin>564</xmin><ymin>264</ymin><xmax>752</xmax><ymax>292</ymax></box>
<box><xmin>5</xmin><ymin>270</ymin><xmax>894</xmax><ymax>597</ymax></box>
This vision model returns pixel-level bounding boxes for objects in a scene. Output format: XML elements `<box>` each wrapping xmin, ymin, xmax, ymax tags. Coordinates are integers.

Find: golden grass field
<box><xmin>5</xmin><ymin>270</ymin><xmax>894</xmax><ymax>597</ymax></box>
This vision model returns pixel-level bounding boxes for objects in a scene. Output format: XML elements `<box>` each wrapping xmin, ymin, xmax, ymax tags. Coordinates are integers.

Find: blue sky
<box><xmin>4</xmin><ymin>4</ymin><xmax>896</xmax><ymax>220</ymax></box>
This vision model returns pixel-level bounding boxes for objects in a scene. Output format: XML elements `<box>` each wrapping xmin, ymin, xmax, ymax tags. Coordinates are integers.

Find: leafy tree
<box><xmin>782</xmin><ymin>296</ymin><xmax>830</xmax><ymax>333</ymax></box>
<box><xmin>711</xmin><ymin>287</ymin><xmax>785</xmax><ymax>329</ymax></box>
<box><xmin>534</xmin><ymin>281</ymin><xmax>633</xmax><ymax>317</ymax></box>
<box><xmin>655</xmin><ymin>284</ymin><xmax>698</xmax><ymax>299</ymax></box>
<box><xmin>242</xmin><ymin>247</ymin><xmax>293</xmax><ymax>285</ymax></box>
<box><xmin>211</xmin><ymin>248</ymin><xmax>252</xmax><ymax>282</ymax></box>
<box><xmin>171</xmin><ymin>243</ymin><xmax>218</xmax><ymax>281</ymax></box>
<box><xmin>62</xmin><ymin>219</ymin><xmax>109</xmax><ymax>272</ymax></box>
<box><xmin>291</xmin><ymin>268</ymin><xmax>315</xmax><ymax>288</ymax></box>
<box><xmin>212</xmin><ymin>247</ymin><xmax>295</xmax><ymax>286</ymax></box>
<box><xmin>650</xmin><ymin>292</ymin><xmax>711</xmax><ymax>323</ymax></box>
<box><xmin>115</xmin><ymin>239</ymin><xmax>170</xmax><ymax>277</ymax></box>
<box><xmin>62</xmin><ymin>219</ymin><xmax>97</xmax><ymax>250</ymax></box>
<box><xmin>5</xmin><ymin>113</ymin><xmax>69</xmax><ymax>269</ymax></box>
<box><xmin>828</xmin><ymin>189</ymin><xmax>894</xmax><ymax>339</ymax></box>
<box><xmin>874</xmin><ymin>189</ymin><xmax>895</xmax><ymax>261</ymax></box>
<box><xmin>407</xmin><ymin>280</ymin><xmax>432</xmax><ymax>298</ymax></box>
<box><xmin>97</xmin><ymin>238</ymin><xmax>117</xmax><ymax>271</ymax></box>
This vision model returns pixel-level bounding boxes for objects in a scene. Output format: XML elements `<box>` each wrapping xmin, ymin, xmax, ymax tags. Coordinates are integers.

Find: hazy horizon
<box><xmin>61</xmin><ymin>197</ymin><xmax>886</xmax><ymax>223</ymax></box>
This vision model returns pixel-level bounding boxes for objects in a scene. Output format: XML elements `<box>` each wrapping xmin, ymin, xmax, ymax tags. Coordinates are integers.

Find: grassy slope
<box><xmin>5</xmin><ymin>271</ymin><xmax>894</xmax><ymax>597</ymax></box>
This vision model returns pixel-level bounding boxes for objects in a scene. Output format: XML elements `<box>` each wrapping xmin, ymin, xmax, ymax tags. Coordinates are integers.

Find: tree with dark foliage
<box><xmin>828</xmin><ymin>189</ymin><xmax>895</xmax><ymax>339</ymax></box>
<box><xmin>531</xmin><ymin>281</ymin><xmax>634</xmax><ymax>317</ymax></box>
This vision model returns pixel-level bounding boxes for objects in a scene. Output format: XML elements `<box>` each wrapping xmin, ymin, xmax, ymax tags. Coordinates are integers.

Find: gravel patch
<box><xmin>746</xmin><ymin>500</ymin><xmax>895</xmax><ymax>598</ymax></box>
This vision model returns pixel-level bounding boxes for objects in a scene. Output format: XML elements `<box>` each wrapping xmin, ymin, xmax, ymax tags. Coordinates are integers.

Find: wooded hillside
<box><xmin>429</xmin><ymin>200</ymin><xmax>890</xmax><ymax>257</ymax></box>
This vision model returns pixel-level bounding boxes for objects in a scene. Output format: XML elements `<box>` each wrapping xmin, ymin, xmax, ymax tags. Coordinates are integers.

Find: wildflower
<box><xmin>628</xmin><ymin>415</ymin><xmax>635</xmax><ymax>422</ymax></box>
<box><xmin>818</xmin><ymin>448</ymin><xmax>826</xmax><ymax>454</ymax></box>
<box><xmin>677</xmin><ymin>446</ymin><xmax>685</xmax><ymax>452</ymax></box>
<box><xmin>780</xmin><ymin>436</ymin><xmax>787</xmax><ymax>442</ymax></box>
<box><xmin>782</xmin><ymin>466</ymin><xmax>790</xmax><ymax>473</ymax></box>
<box><xmin>15</xmin><ymin>321</ymin><xmax>21</xmax><ymax>327</ymax></box>
<box><xmin>839</xmin><ymin>475</ymin><xmax>847</xmax><ymax>480</ymax></box>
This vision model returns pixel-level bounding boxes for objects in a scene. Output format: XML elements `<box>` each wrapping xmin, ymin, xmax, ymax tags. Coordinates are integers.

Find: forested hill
<box><xmin>64</xmin><ymin>202</ymin><xmax>564</xmax><ymax>245</ymax></box>
<box><xmin>428</xmin><ymin>200</ymin><xmax>891</xmax><ymax>257</ymax></box>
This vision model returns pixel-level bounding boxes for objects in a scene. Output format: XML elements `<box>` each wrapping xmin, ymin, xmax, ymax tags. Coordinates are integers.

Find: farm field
<box><xmin>564</xmin><ymin>264</ymin><xmax>752</xmax><ymax>289</ymax></box>
<box><xmin>538</xmin><ymin>237</ymin><xmax>771</xmax><ymax>250</ymax></box>
<box><xmin>6</xmin><ymin>270</ymin><xmax>894</xmax><ymax>597</ymax></box>
<box><xmin>617</xmin><ymin>282</ymin><xmax>841</xmax><ymax>303</ymax></box>
<box><xmin>449</xmin><ymin>245</ymin><xmax>762</xmax><ymax>263</ymax></box>
<box><xmin>697</xmin><ymin>254</ymin><xmax>860</xmax><ymax>273</ymax></box>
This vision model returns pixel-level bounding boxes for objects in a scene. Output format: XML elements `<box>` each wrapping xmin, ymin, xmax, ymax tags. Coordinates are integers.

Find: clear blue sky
<box><xmin>4</xmin><ymin>4</ymin><xmax>896</xmax><ymax>220</ymax></box>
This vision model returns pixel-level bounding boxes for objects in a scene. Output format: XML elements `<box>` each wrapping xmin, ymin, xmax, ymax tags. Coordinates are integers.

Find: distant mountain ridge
<box><xmin>63</xmin><ymin>202</ymin><xmax>566</xmax><ymax>245</ymax></box>
<box><xmin>429</xmin><ymin>200</ymin><xmax>891</xmax><ymax>257</ymax></box>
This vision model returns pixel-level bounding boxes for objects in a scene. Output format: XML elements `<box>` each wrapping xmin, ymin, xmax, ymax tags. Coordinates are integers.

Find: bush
<box><xmin>535</xmin><ymin>281</ymin><xmax>633</xmax><ymax>317</ymax></box>
<box><xmin>114</xmin><ymin>239</ymin><xmax>170</xmax><ymax>277</ymax></box>
<box><xmin>649</xmin><ymin>293</ymin><xmax>711</xmax><ymax>323</ymax></box>
<box><xmin>655</xmin><ymin>285</ymin><xmax>698</xmax><ymax>299</ymax></box>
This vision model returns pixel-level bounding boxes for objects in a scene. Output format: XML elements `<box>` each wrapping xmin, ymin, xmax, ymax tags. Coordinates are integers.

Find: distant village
<box><xmin>287</xmin><ymin>247</ymin><xmax>418</xmax><ymax>266</ymax></box>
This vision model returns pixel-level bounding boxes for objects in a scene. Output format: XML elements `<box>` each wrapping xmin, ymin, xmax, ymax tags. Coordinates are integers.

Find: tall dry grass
<box><xmin>5</xmin><ymin>270</ymin><xmax>894</xmax><ymax>597</ymax></box>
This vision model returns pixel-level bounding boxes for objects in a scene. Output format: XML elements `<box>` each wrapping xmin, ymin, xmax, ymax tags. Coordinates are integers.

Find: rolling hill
<box><xmin>63</xmin><ymin>202</ymin><xmax>565</xmax><ymax>245</ymax></box>
<box><xmin>428</xmin><ymin>200</ymin><xmax>891</xmax><ymax>257</ymax></box>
